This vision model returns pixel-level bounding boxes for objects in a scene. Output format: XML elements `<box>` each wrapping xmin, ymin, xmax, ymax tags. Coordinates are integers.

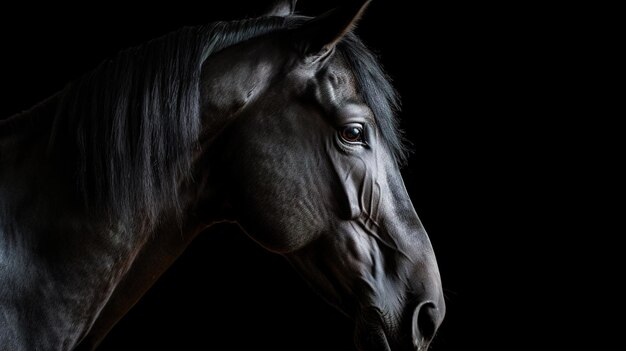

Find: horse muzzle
<box><xmin>355</xmin><ymin>299</ymin><xmax>444</xmax><ymax>351</ymax></box>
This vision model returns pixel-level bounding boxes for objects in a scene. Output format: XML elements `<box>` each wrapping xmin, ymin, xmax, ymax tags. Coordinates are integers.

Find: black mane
<box><xmin>49</xmin><ymin>18</ymin><xmax>286</xmax><ymax>224</ymax></box>
<box><xmin>42</xmin><ymin>16</ymin><xmax>406</xmax><ymax>225</ymax></box>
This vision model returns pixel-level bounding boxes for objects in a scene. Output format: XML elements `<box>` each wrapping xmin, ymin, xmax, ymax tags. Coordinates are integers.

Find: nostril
<box><xmin>412</xmin><ymin>301</ymin><xmax>440</xmax><ymax>345</ymax></box>
<box><xmin>417</xmin><ymin>303</ymin><xmax>437</xmax><ymax>340</ymax></box>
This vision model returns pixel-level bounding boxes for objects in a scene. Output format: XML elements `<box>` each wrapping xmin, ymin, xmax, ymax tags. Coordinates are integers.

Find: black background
<box><xmin>0</xmin><ymin>1</ymin><xmax>577</xmax><ymax>350</ymax></box>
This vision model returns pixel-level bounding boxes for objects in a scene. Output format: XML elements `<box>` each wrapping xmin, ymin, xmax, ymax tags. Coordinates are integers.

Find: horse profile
<box><xmin>0</xmin><ymin>1</ymin><xmax>444</xmax><ymax>350</ymax></box>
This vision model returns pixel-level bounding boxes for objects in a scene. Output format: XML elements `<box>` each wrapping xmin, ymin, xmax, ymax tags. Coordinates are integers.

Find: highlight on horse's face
<box><xmin>210</xmin><ymin>1</ymin><xmax>445</xmax><ymax>350</ymax></box>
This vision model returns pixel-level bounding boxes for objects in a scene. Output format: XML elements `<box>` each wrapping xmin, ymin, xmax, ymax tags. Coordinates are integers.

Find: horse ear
<box><xmin>262</xmin><ymin>0</ymin><xmax>297</xmax><ymax>17</ymax></box>
<box><xmin>293</xmin><ymin>0</ymin><xmax>371</xmax><ymax>61</ymax></box>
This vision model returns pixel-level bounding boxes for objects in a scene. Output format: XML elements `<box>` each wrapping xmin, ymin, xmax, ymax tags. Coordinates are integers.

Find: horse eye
<box><xmin>340</xmin><ymin>125</ymin><xmax>364</xmax><ymax>143</ymax></box>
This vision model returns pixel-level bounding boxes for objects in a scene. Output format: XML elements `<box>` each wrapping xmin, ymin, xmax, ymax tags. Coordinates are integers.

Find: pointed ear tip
<box><xmin>291</xmin><ymin>0</ymin><xmax>373</xmax><ymax>59</ymax></box>
<box><xmin>361</xmin><ymin>0</ymin><xmax>374</xmax><ymax>13</ymax></box>
<box><xmin>356</xmin><ymin>0</ymin><xmax>373</xmax><ymax>8</ymax></box>
<box><xmin>341</xmin><ymin>0</ymin><xmax>374</xmax><ymax>31</ymax></box>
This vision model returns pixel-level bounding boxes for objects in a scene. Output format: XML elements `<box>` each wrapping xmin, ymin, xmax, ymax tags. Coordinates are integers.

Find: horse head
<box><xmin>201</xmin><ymin>1</ymin><xmax>445</xmax><ymax>349</ymax></box>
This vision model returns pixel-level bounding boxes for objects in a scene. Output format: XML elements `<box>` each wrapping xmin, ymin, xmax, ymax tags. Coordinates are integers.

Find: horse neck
<box><xmin>75</xmin><ymin>212</ymin><xmax>213</xmax><ymax>348</ymax></box>
<box><xmin>0</xmin><ymin>176</ymin><xmax>213</xmax><ymax>349</ymax></box>
<box><xmin>70</xmin><ymin>176</ymin><xmax>229</xmax><ymax>349</ymax></box>
<box><xmin>0</xmin><ymin>75</ymin><xmax>236</xmax><ymax>346</ymax></box>
<box><xmin>0</xmin><ymin>96</ymin><xmax>221</xmax><ymax>348</ymax></box>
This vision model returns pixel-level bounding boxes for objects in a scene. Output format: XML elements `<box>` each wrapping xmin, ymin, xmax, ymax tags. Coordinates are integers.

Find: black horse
<box><xmin>0</xmin><ymin>1</ymin><xmax>444</xmax><ymax>350</ymax></box>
